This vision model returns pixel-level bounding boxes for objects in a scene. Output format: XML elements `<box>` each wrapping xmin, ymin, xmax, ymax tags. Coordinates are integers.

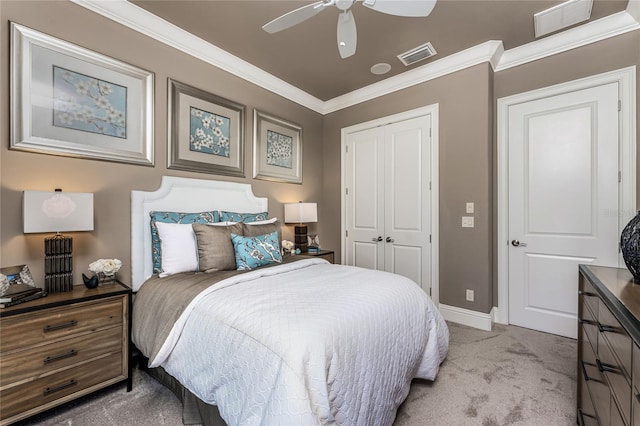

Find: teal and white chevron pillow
<box><xmin>230</xmin><ymin>231</ymin><xmax>282</xmax><ymax>270</ymax></box>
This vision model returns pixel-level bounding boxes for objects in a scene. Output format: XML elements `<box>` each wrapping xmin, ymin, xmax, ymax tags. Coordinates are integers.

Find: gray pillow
<box><xmin>242</xmin><ymin>220</ymin><xmax>282</xmax><ymax>250</ymax></box>
<box><xmin>193</xmin><ymin>223</ymin><xmax>244</xmax><ymax>272</ymax></box>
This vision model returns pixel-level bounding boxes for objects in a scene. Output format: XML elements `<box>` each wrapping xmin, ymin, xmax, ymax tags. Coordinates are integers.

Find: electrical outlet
<box><xmin>466</xmin><ymin>289</ymin><xmax>474</xmax><ymax>302</ymax></box>
<box><xmin>462</xmin><ymin>216</ymin><xmax>474</xmax><ymax>228</ymax></box>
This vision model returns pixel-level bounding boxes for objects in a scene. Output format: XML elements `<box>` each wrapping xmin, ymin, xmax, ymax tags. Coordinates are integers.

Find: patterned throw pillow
<box><xmin>150</xmin><ymin>210</ymin><xmax>220</xmax><ymax>273</ymax></box>
<box><xmin>219</xmin><ymin>211</ymin><xmax>268</xmax><ymax>223</ymax></box>
<box><xmin>230</xmin><ymin>231</ymin><xmax>282</xmax><ymax>270</ymax></box>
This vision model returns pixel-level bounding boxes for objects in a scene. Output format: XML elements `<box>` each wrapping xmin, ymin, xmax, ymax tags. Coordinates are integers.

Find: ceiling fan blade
<box><xmin>263</xmin><ymin>1</ymin><xmax>327</xmax><ymax>34</ymax></box>
<box><xmin>362</xmin><ymin>0</ymin><xmax>437</xmax><ymax>17</ymax></box>
<box><xmin>337</xmin><ymin>10</ymin><xmax>357</xmax><ymax>58</ymax></box>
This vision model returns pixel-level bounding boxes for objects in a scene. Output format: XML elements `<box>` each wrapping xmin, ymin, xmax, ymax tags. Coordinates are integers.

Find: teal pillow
<box><xmin>230</xmin><ymin>231</ymin><xmax>282</xmax><ymax>270</ymax></box>
<box><xmin>219</xmin><ymin>211</ymin><xmax>268</xmax><ymax>223</ymax></box>
<box><xmin>150</xmin><ymin>210</ymin><xmax>220</xmax><ymax>273</ymax></box>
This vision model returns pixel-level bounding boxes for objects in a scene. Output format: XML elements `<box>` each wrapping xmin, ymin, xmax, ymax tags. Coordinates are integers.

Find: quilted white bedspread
<box><xmin>153</xmin><ymin>258</ymin><xmax>449</xmax><ymax>425</ymax></box>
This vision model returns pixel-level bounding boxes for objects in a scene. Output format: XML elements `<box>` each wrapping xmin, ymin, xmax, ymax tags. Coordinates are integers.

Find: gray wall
<box><xmin>2</xmin><ymin>1</ymin><xmax>639</xmax><ymax>316</ymax></box>
<box><xmin>0</xmin><ymin>1</ymin><xmax>325</xmax><ymax>286</ymax></box>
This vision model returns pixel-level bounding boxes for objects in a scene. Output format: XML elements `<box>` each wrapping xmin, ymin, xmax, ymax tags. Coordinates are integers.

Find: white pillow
<box><xmin>246</xmin><ymin>217</ymin><xmax>278</xmax><ymax>225</ymax></box>
<box><xmin>155</xmin><ymin>222</ymin><xmax>198</xmax><ymax>277</ymax></box>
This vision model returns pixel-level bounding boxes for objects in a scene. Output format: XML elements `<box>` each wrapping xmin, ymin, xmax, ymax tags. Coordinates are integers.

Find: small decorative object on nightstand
<box><xmin>0</xmin><ymin>281</ymin><xmax>132</xmax><ymax>425</ymax></box>
<box><xmin>620</xmin><ymin>210</ymin><xmax>640</xmax><ymax>281</ymax></box>
<box><xmin>301</xmin><ymin>249</ymin><xmax>335</xmax><ymax>264</ymax></box>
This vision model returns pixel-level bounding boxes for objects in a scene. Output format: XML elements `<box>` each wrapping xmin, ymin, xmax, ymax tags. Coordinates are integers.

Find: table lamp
<box><xmin>284</xmin><ymin>202</ymin><xmax>317</xmax><ymax>253</ymax></box>
<box><xmin>23</xmin><ymin>189</ymin><xmax>94</xmax><ymax>292</ymax></box>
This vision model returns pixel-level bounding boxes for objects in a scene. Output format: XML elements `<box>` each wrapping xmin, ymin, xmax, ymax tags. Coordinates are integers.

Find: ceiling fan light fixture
<box><xmin>370</xmin><ymin>63</ymin><xmax>391</xmax><ymax>75</ymax></box>
<box><xmin>337</xmin><ymin>10</ymin><xmax>357</xmax><ymax>58</ymax></box>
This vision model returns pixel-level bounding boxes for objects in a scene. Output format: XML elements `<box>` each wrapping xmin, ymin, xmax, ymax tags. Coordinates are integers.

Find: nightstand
<box><xmin>301</xmin><ymin>250</ymin><xmax>335</xmax><ymax>264</ymax></box>
<box><xmin>0</xmin><ymin>282</ymin><xmax>131</xmax><ymax>425</ymax></box>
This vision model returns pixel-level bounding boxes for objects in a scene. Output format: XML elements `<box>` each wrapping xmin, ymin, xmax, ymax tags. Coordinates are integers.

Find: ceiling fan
<box><xmin>262</xmin><ymin>0</ymin><xmax>437</xmax><ymax>59</ymax></box>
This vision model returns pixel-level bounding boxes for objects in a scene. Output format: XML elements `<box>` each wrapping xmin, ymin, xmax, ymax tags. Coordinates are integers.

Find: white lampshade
<box><xmin>284</xmin><ymin>202</ymin><xmax>318</xmax><ymax>224</ymax></box>
<box><xmin>23</xmin><ymin>190</ymin><xmax>94</xmax><ymax>233</ymax></box>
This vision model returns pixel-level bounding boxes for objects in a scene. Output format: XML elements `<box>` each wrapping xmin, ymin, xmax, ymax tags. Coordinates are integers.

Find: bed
<box><xmin>130</xmin><ymin>176</ymin><xmax>449</xmax><ymax>426</ymax></box>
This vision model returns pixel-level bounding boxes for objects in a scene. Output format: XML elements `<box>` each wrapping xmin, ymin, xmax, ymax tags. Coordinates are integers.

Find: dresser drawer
<box><xmin>0</xmin><ymin>326</ymin><xmax>122</xmax><ymax>388</ymax></box>
<box><xmin>583</xmin><ymin>361</ymin><xmax>610</xmax><ymax>423</ymax></box>
<box><xmin>0</xmin><ymin>352</ymin><xmax>122</xmax><ymax>421</ymax></box>
<box><xmin>598</xmin><ymin>339</ymin><xmax>631</xmax><ymax>425</ymax></box>
<box><xmin>582</xmin><ymin>299</ymin><xmax>598</xmax><ymax>353</ymax></box>
<box><xmin>598</xmin><ymin>299</ymin><xmax>632</xmax><ymax>378</ymax></box>
<box><xmin>579</xmin><ymin>367</ymin><xmax>597</xmax><ymax>420</ymax></box>
<box><xmin>582</xmin><ymin>279</ymin><xmax>599</xmax><ymax>318</ymax></box>
<box><xmin>0</xmin><ymin>297</ymin><xmax>123</xmax><ymax>354</ymax></box>
<box><xmin>634</xmin><ymin>344</ymin><xmax>640</xmax><ymax>395</ymax></box>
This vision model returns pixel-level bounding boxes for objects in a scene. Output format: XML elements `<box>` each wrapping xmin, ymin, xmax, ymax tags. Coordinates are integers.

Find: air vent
<box><xmin>397</xmin><ymin>42</ymin><xmax>437</xmax><ymax>66</ymax></box>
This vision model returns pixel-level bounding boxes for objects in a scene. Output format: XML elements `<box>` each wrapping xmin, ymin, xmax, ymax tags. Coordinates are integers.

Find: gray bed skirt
<box><xmin>138</xmin><ymin>356</ymin><xmax>227</xmax><ymax>426</ymax></box>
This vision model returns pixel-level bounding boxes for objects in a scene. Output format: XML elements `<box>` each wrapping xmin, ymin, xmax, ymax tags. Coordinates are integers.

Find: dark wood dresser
<box><xmin>0</xmin><ymin>282</ymin><xmax>131</xmax><ymax>425</ymax></box>
<box><xmin>578</xmin><ymin>265</ymin><xmax>640</xmax><ymax>426</ymax></box>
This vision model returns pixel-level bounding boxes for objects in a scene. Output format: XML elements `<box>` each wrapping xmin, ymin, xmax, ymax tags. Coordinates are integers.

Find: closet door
<box><xmin>384</xmin><ymin>115</ymin><xmax>432</xmax><ymax>290</ymax></box>
<box><xmin>344</xmin><ymin>126</ymin><xmax>385</xmax><ymax>270</ymax></box>
<box><xmin>345</xmin><ymin>115</ymin><xmax>432</xmax><ymax>294</ymax></box>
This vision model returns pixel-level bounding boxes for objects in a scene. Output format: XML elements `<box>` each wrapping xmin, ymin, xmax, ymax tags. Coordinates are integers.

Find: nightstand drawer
<box><xmin>0</xmin><ymin>352</ymin><xmax>122</xmax><ymax>421</ymax></box>
<box><xmin>0</xmin><ymin>297</ymin><xmax>123</xmax><ymax>354</ymax></box>
<box><xmin>0</xmin><ymin>326</ymin><xmax>122</xmax><ymax>388</ymax></box>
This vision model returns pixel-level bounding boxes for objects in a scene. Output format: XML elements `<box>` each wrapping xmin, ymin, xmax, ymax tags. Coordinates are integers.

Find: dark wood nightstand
<box><xmin>301</xmin><ymin>250</ymin><xmax>335</xmax><ymax>264</ymax></box>
<box><xmin>0</xmin><ymin>282</ymin><xmax>131</xmax><ymax>425</ymax></box>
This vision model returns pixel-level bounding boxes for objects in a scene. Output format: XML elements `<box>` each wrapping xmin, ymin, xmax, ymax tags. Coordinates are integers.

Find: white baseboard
<box><xmin>438</xmin><ymin>304</ymin><xmax>494</xmax><ymax>331</ymax></box>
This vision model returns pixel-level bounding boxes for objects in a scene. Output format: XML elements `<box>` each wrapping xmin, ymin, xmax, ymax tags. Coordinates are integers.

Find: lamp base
<box><xmin>44</xmin><ymin>234</ymin><xmax>73</xmax><ymax>293</ymax></box>
<box><xmin>294</xmin><ymin>225</ymin><xmax>309</xmax><ymax>253</ymax></box>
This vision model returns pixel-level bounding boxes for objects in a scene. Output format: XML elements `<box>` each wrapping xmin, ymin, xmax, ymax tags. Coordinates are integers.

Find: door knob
<box><xmin>511</xmin><ymin>239</ymin><xmax>527</xmax><ymax>247</ymax></box>
<box><xmin>386</xmin><ymin>237</ymin><xmax>394</xmax><ymax>243</ymax></box>
<box><xmin>371</xmin><ymin>236</ymin><xmax>383</xmax><ymax>242</ymax></box>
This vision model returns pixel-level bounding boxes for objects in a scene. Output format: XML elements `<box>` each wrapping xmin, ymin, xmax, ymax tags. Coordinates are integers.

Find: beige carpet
<box><xmin>21</xmin><ymin>322</ymin><xmax>576</xmax><ymax>426</ymax></box>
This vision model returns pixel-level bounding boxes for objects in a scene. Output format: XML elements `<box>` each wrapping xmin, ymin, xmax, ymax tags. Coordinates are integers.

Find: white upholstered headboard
<box><xmin>131</xmin><ymin>176</ymin><xmax>268</xmax><ymax>291</ymax></box>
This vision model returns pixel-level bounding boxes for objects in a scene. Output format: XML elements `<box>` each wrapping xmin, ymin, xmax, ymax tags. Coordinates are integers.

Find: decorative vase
<box><xmin>98</xmin><ymin>272</ymin><xmax>116</xmax><ymax>284</ymax></box>
<box><xmin>620</xmin><ymin>210</ymin><xmax>640</xmax><ymax>282</ymax></box>
<box><xmin>82</xmin><ymin>273</ymin><xmax>99</xmax><ymax>289</ymax></box>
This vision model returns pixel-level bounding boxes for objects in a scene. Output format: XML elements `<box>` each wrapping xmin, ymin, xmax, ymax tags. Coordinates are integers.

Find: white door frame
<box><xmin>495</xmin><ymin>67</ymin><xmax>636</xmax><ymax>325</ymax></box>
<box><xmin>340</xmin><ymin>104</ymin><xmax>440</xmax><ymax>305</ymax></box>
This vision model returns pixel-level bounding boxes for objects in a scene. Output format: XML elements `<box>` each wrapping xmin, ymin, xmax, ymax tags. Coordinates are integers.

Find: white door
<box><xmin>345</xmin><ymin>115</ymin><xmax>432</xmax><ymax>294</ymax></box>
<box><xmin>508</xmin><ymin>82</ymin><xmax>620</xmax><ymax>338</ymax></box>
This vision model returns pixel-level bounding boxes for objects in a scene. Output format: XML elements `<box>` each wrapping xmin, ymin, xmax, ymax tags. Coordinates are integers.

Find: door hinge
<box><xmin>619</xmin><ymin>171</ymin><xmax>622</xmax><ymax>183</ymax></box>
<box><xmin>346</xmin><ymin>230</ymin><xmax>348</xmax><ymax>238</ymax></box>
<box><xmin>429</xmin><ymin>234</ymin><xmax>432</xmax><ymax>243</ymax></box>
<box><xmin>346</xmin><ymin>187</ymin><xmax>349</xmax><ymax>195</ymax></box>
<box><xmin>619</xmin><ymin>100</ymin><xmax>622</xmax><ymax>112</ymax></box>
<box><xmin>429</xmin><ymin>181</ymin><xmax>431</xmax><ymax>190</ymax></box>
<box><xmin>346</xmin><ymin>145</ymin><xmax>349</xmax><ymax>153</ymax></box>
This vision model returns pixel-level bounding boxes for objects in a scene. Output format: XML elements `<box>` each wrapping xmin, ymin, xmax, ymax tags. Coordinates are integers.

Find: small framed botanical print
<box><xmin>168</xmin><ymin>79</ymin><xmax>245</xmax><ymax>177</ymax></box>
<box><xmin>253</xmin><ymin>109</ymin><xmax>302</xmax><ymax>184</ymax></box>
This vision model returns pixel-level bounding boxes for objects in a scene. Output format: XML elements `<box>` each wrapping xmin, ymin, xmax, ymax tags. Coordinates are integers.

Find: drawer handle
<box><xmin>43</xmin><ymin>349</ymin><xmax>77</xmax><ymax>365</ymax></box>
<box><xmin>580</xmin><ymin>319</ymin><xmax>596</xmax><ymax>326</ymax></box>
<box><xmin>582</xmin><ymin>291</ymin><xmax>598</xmax><ymax>297</ymax></box>
<box><xmin>597</xmin><ymin>323</ymin><xmax>618</xmax><ymax>334</ymax></box>
<box><xmin>636</xmin><ymin>393</ymin><xmax>640</xmax><ymax>403</ymax></box>
<box><xmin>596</xmin><ymin>359</ymin><xmax>622</xmax><ymax>375</ymax></box>
<box><xmin>43</xmin><ymin>379</ymin><xmax>77</xmax><ymax>396</ymax></box>
<box><xmin>43</xmin><ymin>320</ymin><xmax>78</xmax><ymax>333</ymax></box>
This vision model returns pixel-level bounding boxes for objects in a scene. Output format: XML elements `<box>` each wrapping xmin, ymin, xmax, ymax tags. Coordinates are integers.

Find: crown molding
<box><xmin>72</xmin><ymin>0</ymin><xmax>638</xmax><ymax>115</ymax></box>
<box><xmin>495</xmin><ymin>10</ymin><xmax>640</xmax><ymax>71</ymax></box>
<box><xmin>322</xmin><ymin>41</ymin><xmax>503</xmax><ymax>114</ymax></box>
<box><xmin>70</xmin><ymin>0</ymin><xmax>326</xmax><ymax>113</ymax></box>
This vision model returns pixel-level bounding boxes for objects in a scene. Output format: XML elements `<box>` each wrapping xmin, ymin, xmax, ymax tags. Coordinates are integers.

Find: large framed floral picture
<box><xmin>168</xmin><ymin>79</ymin><xmax>245</xmax><ymax>177</ymax></box>
<box><xmin>10</xmin><ymin>23</ymin><xmax>154</xmax><ymax>166</ymax></box>
<box><xmin>253</xmin><ymin>109</ymin><xmax>302</xmax><ymax>184</ymax></box>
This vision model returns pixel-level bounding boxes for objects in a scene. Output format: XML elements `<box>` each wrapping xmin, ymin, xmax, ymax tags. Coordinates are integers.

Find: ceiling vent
<box><xmin>397</xmin><ymin>42</ymin><xmax>437</xmax><ymax>66</ymax></box>
<box><xmin>534</xmin><ymin>0</ymin><xmax>593</xmax><ymax>38</ymax></box>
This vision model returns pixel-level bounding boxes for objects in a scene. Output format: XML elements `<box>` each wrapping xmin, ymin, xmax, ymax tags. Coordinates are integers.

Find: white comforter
<box><xmin>153</xmin><ymin>258</ymin><xmax>449</xmax><ymax>426</ymax></box>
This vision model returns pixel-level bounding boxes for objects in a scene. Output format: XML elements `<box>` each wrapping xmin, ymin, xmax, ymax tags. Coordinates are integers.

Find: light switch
<box><xmin>462</xmin><ymin>216</ymin><xmax>474</xmax><ymax>228</ymax></box>
<box><xmin>466</xmin><ymin>202</ymin><xmax>474</xmax><ymax>214</ymax></box>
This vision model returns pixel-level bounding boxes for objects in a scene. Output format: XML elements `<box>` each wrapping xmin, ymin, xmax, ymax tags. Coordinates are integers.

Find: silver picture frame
<box><xmin>253</xmin><ymin>109</ymin><xmax>302</xmax><ymax>184</ymax></box>
<box><xmin>168</xmin><ymin>79</ymin><xmax>245</xmax><ymax>177</ymax></box>
<box><xmin>10</xmin><ymin>23</ymin><xmax>154</xmax><ymax>166</ymax></box>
